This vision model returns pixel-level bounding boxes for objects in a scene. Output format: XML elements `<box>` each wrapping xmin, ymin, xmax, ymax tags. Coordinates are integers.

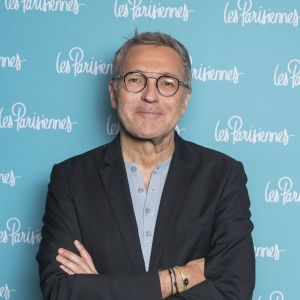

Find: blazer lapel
<box><xmin>97</xmin><ymin>136</ymin><xmax>146</xmax><ymax>273</ymax></box>
<box><xmin>149</xmin><ymin>134</ymin><xmax>194</xmax><ymax>270</ymax></box>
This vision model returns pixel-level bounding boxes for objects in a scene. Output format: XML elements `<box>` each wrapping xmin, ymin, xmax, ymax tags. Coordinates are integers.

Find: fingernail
<box><xmin>75</xmin><ymin>240</ymin><xmax>81</xmax><ymax>247</ymax></box>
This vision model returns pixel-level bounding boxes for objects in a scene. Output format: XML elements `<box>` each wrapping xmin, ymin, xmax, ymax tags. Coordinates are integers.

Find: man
<box><xmin>37</xmin><ymin>32</ymin><xmax>255</xmax><ymax>299</ymax></box>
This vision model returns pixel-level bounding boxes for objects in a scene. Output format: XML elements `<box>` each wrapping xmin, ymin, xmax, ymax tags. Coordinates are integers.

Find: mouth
<box><xmin>136</xmin><ymin>110</ymin><xmax>163</xmax><ymax>117</ymax></box>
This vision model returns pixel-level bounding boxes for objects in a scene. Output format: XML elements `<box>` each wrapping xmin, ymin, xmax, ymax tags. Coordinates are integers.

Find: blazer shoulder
<box><xmin>179</xmin><ymin>139</ymin><xmax>248</xmax><ymax>187</ymax></box>
<box><xmin>54</xmin><ymin>141</ymin><xmax>111</xmax><ymax>172</ymax></box>
<box><xmin>181</xmin><ymin>139</ymin><xmax>240</xmax><ymax>167</ymax></box>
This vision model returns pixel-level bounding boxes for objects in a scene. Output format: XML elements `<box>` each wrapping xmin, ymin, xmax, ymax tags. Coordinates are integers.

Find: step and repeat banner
<box><xmin>1</xmin><ymin>1</ymin><xmax>299</xmax><ymax>299</ymax></box>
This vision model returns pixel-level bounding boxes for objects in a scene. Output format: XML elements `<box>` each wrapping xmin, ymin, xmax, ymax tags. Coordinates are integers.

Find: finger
<box><xmin>196</xmin><ymin>258</ymin><xmax>205</xmax><ymax>266</ymax></box>
<box><xmin>59</xmin><ymin>264</ymin><xmax>75</xmax><ymax>275</ymax></box>
<box><xmin>57</xmin><ymin>249</ymin><xmax>91</xmax><ymax>274</ymax></box>
<box><xmin>74</xmin><ymin>240</ymin><xmax>92</xmax><ymax>263</ymax></box>
<box><xmin>56</xmin><ymin>254</ymin><xmax>84</xmax><ymax>274</ymax></box>
<box><xmin>74</xmin><ymin>240</ymin><xmax>98</xmax><ymax>274</ymax></box>
<box><xmin>196</xmin><ymin>258</ymin><xmax>205</xmax><ymax>268</ymax></box>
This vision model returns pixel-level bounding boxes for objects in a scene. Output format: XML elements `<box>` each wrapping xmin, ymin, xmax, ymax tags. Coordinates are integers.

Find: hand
<box><xmin>56</xmin><ymin>240</ymin><xmax>99</xmax><ymax>275</ymax></box>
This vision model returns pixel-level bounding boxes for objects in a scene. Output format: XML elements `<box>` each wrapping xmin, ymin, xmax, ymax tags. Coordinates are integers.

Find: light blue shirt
<box><xmin>124</xmin><ymin>159</ymin><xmax>171</xmax><ymax>271</ymax></box>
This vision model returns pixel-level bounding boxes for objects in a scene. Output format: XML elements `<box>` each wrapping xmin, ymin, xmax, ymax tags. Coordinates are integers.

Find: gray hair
<box><xmin>112</xmin><ymin>31</ymin><xmax>192</xmax><ymax>91</ymax></box>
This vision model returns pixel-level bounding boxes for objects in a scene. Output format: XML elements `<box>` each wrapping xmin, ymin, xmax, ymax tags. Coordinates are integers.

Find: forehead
<box><xmin>122</xmin><ymin>45</ymin><xmax>185</xmax><ymax>77</ymax></box>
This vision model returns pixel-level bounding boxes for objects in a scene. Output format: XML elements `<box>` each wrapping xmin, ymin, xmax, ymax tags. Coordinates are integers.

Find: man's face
<box><xmin>109</xmin><ymin>44</ymin><xmax>191</xmax><ymax>141</ymax></box>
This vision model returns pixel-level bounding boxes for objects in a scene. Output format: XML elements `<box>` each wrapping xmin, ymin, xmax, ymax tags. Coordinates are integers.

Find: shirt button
<box><xmin>138</xmin><ymin>187</ymin><xmax>144</xmax><ymax>193</ymax></box>
<box><xmin>146</xmin><ymin>231</ymin><xmax>152</xmax><ymax>237</ymax></box>
<box><xmin>145</xmin><ymin>208</ymin><xmax>151</xmax><ymax>214</ymax></box>
<box><xmin>131</xmin><ymin>166</ymin><xmax>137</xmax><ymax>172</ymax></box>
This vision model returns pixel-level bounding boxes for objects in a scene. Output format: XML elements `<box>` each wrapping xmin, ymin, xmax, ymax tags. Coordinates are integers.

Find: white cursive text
<box><xmin>254</xmin><ymin>244</ymin><xmax>286</xmax><ymax>261</ymax></box>
<box><xmin>114</xmin><ymin>0</ymin><xmax>194</xmax><ymax>21</ymax></box>
<box><xmin>4</xmin><ymin>0</ymin><xmax>85</xmax><ymax>15</ymax></box>
<box><xmin>192</xmin><ymin>64</ymin><xmax>244</xmax><ymax>84</ymax></box>
<box><xmin>224</xmin><ymin>0</ymin><xmax>299</xmax><ymax>27</ymax></box>
<box><xmin>0</xmin><ymin>102</ymin><xmax>77</xmax><ymax>133</ymax></box>
<box><xmin>106</xmin><ymin>114</ymin><xmax>120</xmax><ymax>136</ymax></box>
<box><xmin>265</xmin><ymin>177</ymin><xmax>300</xmax><ymax>205</ymax></box>
<box><xmin>215</xmin><ymin>116</ymin><xmax>294</xmax><ymax>146</ymax></box>
<box><xmin>0</xmin><ymin>284</ymin><xmax>16</xmax><ymax>300</ymax></box>
<box><xmin>0</xmin><ymin>52</ymin><xmax>26</xmax><ymax>71</ymax></box>
<box><xmin>274</xmin><ymin>59</ymin><xmax>300</xmax><ymax>89</ymax></box>
<box><xmin>0</xmin><ymin>217</ymin><xmax>41</xmax><ymax>246</ymax></box>
<box><xmin>0</xmin><ymin>170</ymin><xmax>21</xmax><ymax>187</ymax></box>
<box><xmin>56</xmin><ymin>47</ymin><xmax>112</xmax><ymax>77</ymax></box>
<box><xmin>258</xmin><ymin>290</ymin><xmax>285</xmax><ymax>300</ymax></box>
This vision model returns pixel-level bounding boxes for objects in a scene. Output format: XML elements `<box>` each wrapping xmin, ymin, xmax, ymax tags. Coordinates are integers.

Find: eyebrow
<box><xmin>127</xmin><ymin>69</ymin><xmax>179</xmax><ymax>78</ymax></box>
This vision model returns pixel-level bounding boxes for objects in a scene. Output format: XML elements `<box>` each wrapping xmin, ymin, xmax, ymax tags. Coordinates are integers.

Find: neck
<box><xmin>120</xmin><ymin>129</ymin><xmax>175</xmax><ymax>170</ymax></box>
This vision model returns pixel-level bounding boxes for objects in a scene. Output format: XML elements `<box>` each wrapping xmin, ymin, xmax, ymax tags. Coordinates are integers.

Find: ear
<box><xmin>180</xmin><ymin>91</ymin><xmax>191</xmax><ymax>116</ymax></box>
<box><xmin>109</xmin><ymin>81</ymin><xmax>118</xmax><ymax>110</ymax></box>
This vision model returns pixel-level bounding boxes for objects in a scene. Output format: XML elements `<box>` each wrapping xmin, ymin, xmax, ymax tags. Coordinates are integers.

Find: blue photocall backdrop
<box><xmin>1</xmin><ymin>1</ymin><xmax>299</xmax><ymax>299</ymax></box>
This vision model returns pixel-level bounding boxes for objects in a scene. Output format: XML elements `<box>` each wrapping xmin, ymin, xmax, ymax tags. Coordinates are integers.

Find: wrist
<box><xmin>183</xmin><ymin>258</ymin><xmax>206</xmax><ymax>287</ymax></box>
<box><xmin>174</xmin><ymin>266</ymin><xmax>189</xmax><ymax>292</ymax></box>
<box><xmin>158</xmin><ymin>269</ymin><xmax>172</xmax><ymax>299</ymax></box>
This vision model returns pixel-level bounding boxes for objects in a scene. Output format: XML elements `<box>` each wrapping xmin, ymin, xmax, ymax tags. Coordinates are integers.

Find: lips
<box><xmin>136</xmin><ymin>108</ymin><xmax>162</xmax><ymax>116</ymax></box>
<box><xmin>136</xmin><ymin>110</ymin><xmax>163</xmax><ymax>116</ymax></box>
<box><xmin>137</xmin><ymin>110</ymin><xmax>161</xmax><ymax>116</ymax></box>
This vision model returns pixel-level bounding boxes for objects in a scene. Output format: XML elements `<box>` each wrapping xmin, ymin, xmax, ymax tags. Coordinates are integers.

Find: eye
<box><xmin>159</xmin><ymin>77</ymin><xmax>177</xmax><ymax>88</ymax></box>
<box><xmin>126</xmin><ymin>73</ymin><xmax>144</xmax><ymax>85</ymax></box>
<box><xmin>128</xmin><ymin>77</ymin><xmax>139</xmax><ymax>83</ymax></box>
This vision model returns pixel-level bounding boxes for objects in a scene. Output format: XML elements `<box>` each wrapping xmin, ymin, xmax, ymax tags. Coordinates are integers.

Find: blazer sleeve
<box><xmin>36</xmin><ymin>164</ymin><xmax>162</xmax><ymax>300</ymax></box>
<box><xmin>168</xmin><ymin>161</ymin><xmax>255</xmax><ymax>300</ymax></box>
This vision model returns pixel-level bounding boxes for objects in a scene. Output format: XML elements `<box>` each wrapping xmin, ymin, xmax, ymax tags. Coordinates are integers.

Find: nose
<box><xmin>141</xmin><ymin>77</ymin><xmax>159</xmax><ymax>103</ymax></box>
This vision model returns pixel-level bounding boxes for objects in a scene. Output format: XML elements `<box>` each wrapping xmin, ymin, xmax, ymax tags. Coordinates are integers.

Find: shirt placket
<box><xmin>143</xmin><ymin>165</ymin><xmax>161</xmax><ymax>245</ymax></box>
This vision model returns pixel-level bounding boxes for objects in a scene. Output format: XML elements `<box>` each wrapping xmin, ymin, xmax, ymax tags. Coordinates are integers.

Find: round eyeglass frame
<box><xmin>112</xmin><ymin>71</ymin><xmax>189</xmax><ymax>97</ymax></box>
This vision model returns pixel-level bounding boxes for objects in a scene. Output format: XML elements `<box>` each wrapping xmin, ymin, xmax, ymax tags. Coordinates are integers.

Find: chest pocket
<box><xmin>169</xmin><ymin>217</ymin><xmax>213</xmax><ymax>264</ymax></box>
<box><xmin>173</xmin><ymin>216</ymin><xmax>212</xmax><ymax>235</ymax></box>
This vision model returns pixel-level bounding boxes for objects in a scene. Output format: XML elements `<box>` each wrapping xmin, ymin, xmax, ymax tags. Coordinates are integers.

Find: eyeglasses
<box><xmin>112</xmin><ymin>71</ymin><xmax>189</xmax><ymax>97</ymax></box>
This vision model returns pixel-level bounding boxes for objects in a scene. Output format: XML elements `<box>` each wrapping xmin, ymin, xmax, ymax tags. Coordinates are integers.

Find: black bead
<box><xmin>183</xmin><ymin>278</ymin><xmax>189</xmax><ymax>286</ymax></box>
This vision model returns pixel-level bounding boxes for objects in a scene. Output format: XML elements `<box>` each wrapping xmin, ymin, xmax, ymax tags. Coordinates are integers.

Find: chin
<box><xmin>127</xmin><ymin>125</ymin><xmax>158</xmax><ymax>138</ymax></box>
<box><xmin>135</xmin><ymin>132</ymin><xmax>160</xmax><ymax>140</ymax></box>
<box><xmin>120</xmin><ymin>122</ymin><xmax>173</xmax><ymax>141</ymax></box>
<box><xmin>133</xmin><ymin>129</ymin><xmax>174</xmax><ymax>142</ymax></box>
<box><xmin>125</xmin><ymin>129</ymin><xmax>160</xmax><ymax>141</ymax></box>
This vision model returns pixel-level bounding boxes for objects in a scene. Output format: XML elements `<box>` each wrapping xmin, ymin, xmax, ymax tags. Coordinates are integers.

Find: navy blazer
<box><xmin>36</xmin><ymin>134</ymin><xmax>255</xmax><ymax>299</ymax></box>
